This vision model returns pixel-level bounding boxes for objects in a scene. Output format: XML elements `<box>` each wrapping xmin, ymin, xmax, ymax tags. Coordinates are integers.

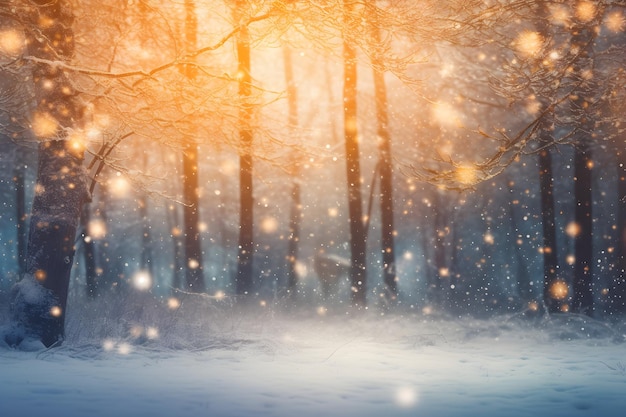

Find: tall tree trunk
<box><xmin>81</xmin><ymin>205</ymin><xmax>98</xmax><ymax>298</ymax></box>
<box><xmin>572</xmin><ymin>142</ymin><xmax>594</xmax><ymax>314</ymax></box>
<box><xmin>570</xmin><ymin>18</ymin><xmax>598</xmax><ymax>316</ymax></box>
<box><xmin>343</xmin><ymin>0</ymin><xmax>367</xmax><ymax>307</ymax></box>
<box><xmin>8</xmin><ymin>0</ymin><xmax>89</xmax><ymax>348</ymax></box>
<box><xmin>539</xmin><ymin>147</ymin><xmax>561</xmax><ymax>313</ymax></box>
<box><xmin>367</xmin><ymin>3</ymin><xmax>397</xmax><ymax>303</ymax></box>
<box><xmin>614</xmin><ymin>152</ymin><xmax>626</xmax><ymax>313</ymax></box>
<box><xmin>235</xmin><ymin>5</ymin><xmax>254</xmax><ymax>297</ymax></box>
<box><xmin>14</xmin><ymin>162</ymin><xmax>26</xmax><ymax>277</ymax></box>
<box><xmin>182</xmin><ymin>143</ymin><xmax>204</xmax><ymax>292</ymax></box>
<box><xmin>181</xmin><ymin>0</ymin><xmax>204</xmax><ymax>292</ymax></box>
<box><xmin>138</xmin><ymin>152</ymin><xmax>152</xmax><ymax>275</ymax></box>
<box><xmin>283</xmin><ymin>46</ymin><xmax>301</xmax><ymax>301</ymax></box>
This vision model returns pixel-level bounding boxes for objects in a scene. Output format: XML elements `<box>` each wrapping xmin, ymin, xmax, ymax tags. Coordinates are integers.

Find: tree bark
<box><xmin>81</xmin><ymin>205</ymin><xmax>98</xmax><ymax>298</ymax></box>
<box><xmin>539</xmin><ymin>147</ymin><xmax>560</xmax><ymax>313</ymax></box>
<box><xmin>343</xmin><ymin>0</ymin><xmax>367</xmax><ymax>307</ymax></box>
<box><xmin>283</xmin><ymin>46</ymin><xmax>301</xmax><ymax>301</ymax></box>
<box><xmin>181</xmin><ymin>0</ymin><xmax>204</xmax><ymax>293</ymax></box>
<box><xmin>614</xmin><ymin>153</ymin><xmax>626</xmax><ymax>313</ymax></box>
<box><xmin>235</xmin><ymin>6</ymin><xmax>254</xmax><ymax>297</ymax></box>
<box><xmin>8</xmin><ymin>0</ymin><xmax>89</xmax><ymax>348</ymax></box>
<box><xmin>368</xmin><ymin>4</ymin><xmax>397</xmax><ymax>303</ymax></box>
<box><xmin>572</xmin><ymin>143</ymin><xmax>594</xmax><ymax>314</ymax></box>
<box><xmin>14</xmin><ymin>162</ymin><xmax>27</xmax><ymax>277</ymax></box>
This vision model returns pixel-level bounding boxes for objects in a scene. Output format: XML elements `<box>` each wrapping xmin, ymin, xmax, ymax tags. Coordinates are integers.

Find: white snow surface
<box><xmin>1</xmin><ymin>298</ymin><xmax>626</xmax><ymax>417</ymax></box>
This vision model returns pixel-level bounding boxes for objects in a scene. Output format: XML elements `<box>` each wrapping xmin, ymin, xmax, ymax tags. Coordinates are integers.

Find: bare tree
<box><xmin>6</xmin><ymin>0</ymin><xmax>90</xmax><ymax>347</ymax></box>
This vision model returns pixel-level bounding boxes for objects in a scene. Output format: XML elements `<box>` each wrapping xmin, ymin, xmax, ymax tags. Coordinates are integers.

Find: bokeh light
<box><xmin>394</xmin><ymin>386</ymin><xmax>419</xmax><ymax>408</ymax></box>
<box><xmin>132</xmin><ymin>270</ymin><xmax>152</xmax><ymax>291</ymax></box>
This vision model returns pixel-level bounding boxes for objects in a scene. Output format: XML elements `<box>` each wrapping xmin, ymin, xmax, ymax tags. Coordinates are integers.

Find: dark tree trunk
<box><xmin>368</xmin><ymin>6</ymin><xmax>397</xmax><ymax>303</ymax></box>
<box><xmin>181</xmin><ymin>0</ymin><xmax>204</xmax><ymax>293</ymax></box>
<box><xmin>283</xmin><ymin>47</ymin><xmax>301</xmax><ymax>301</ymax></box>
<box><xmin>14</xmin><ymin>164</ymin><xmax>27</xmax><ymax>276</ymax></box>
<box><xmin>570</xmin><ymin>20</ymin><xmax>597</xmax><ymax>316</ymax></box>
<box><xmin>614</xmin><ymin>153</ymin><xmax>626</xmax><ymax>313</ymax></box>
<box><xmin>235</xmin><ymin>8</ymin><xmax>254</xmax><ymax>297</ymax></box>
<box><xmin>7</xmin><ymin>0</ymin><xmax>88</xmax><ymax>348</ymax></box>
<box><xmin>182</xmin><ymin>145</ymin><xmax>205</xmax><ymax>292</ymax></box>
<box><xmin>166</xmin><ymin>201</ymin><xmax>184</xmax><ymax>292</ymax></box>
<box><xmin>81</xmin><ymin>205</ymin><xmax>98</xmax><ymax>298</ymax></box>
<box><xmin>138</xmin><ymin>194</ymin><xmax>152</xmax><ymax>275</ymax></box>
<box><xmin>539</xmin><ymin>147</ymin><xmax>561</xmax><ymax>313</ymax></box>
<box><xmin>343</xmin><ymin>0</ymin><xmax>367</xmax><ymax>307</ymax></box>
<box><xmin>11</xmin><ymin>142</ymin><xmax>88</xmax><ymax>347</ymax></box>
<box><xmin>572</xmin><ymin>142</ymin><xmax>594</xmax><ymax>314</ymax></box>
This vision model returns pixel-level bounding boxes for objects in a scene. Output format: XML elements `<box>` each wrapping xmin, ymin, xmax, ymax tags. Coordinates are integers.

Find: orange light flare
<box><xmin>455</xmin><ymin>164</ymin><xmax>479</xmax><ymax>186</ymax></box>
<box><xmin>260</xmin><ymin>216</ymin><xmax>279</xmax><ymax>234</ymax></box>
<box><xmin>0</xmin><ymin>29</ymin><xmax>25</xmax><ymax>57</ymax></box>
<box><xmin>87</xmin><ymin>219</ymin><xmax>107</xmax><ymax>240</ymax></box>
<box><xmin>565</xmin><ymin>221</ymin><xmax>581</xmax><ymax>238</ymax></box>
<box><xmin>514</xmin><ymin>30</ymin><xmax>544</xmax><ymax>58</ymax></box>
<box><xmin>575</xmin><ymin>1</ymin><xmax>597</xmax><ymax>23</ymax></box>
<box><xmin>32</xmin><ymin>112</ymin><xmax>59</xmax><ymax>139</ymax></box>
<box><xmin>549</xmin><ymin>280</ymin><xmax>569</xmax><ymax>301</ymax></box>
<box><xmin>431</xmin><ymin>101</ymin><xmax>463</xmax><ymax>128</ymax></box>
<box><xmin>605</xmin><ymin>11</ymin><xmax>626</xmax><ymax>33</ymax></box>
<box><xmin>167</xmin><ymin>297</ymin><xmax>181</xmax><ymax>310</ymax></box>
<box><xmin>549</xmin><ymin>4</ymin><xmax>571</xmax><ymax>27</ymax></box>
<box><xmin>108</xmin><ymin>173</ymin><xmax>131</xmax><ymax>198</ymax></box>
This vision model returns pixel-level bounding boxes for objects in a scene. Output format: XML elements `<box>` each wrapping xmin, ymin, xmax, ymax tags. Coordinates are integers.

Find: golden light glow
<box><xmin>565</xmin><ymin>222</ymin><xmax>581</xmax><ymax>238</ymax></box>
<box><xmin>34</xmin><ymin>269</ymin><xmax>46</xmax><ymax>281</ymax></box>
<box><xmin>549</xmin><ymin>4</ymin><xmax>571</xmax><ymax>26</ymax></box>
<box><xmin>328</xmin><ymin>207</ymin><xmax>339</xmax><ymax>217</ymax></box>
<box><xmin>605</xmin><ymin>11</ymin><xmax>626</xmax><ymax>32</ymax></box>
<box><xmin>34</xmin><ymin>183</ymin><xmax>45</xmax><ymax>196</ymax></box>
<box><xmin>514</xmin><ymin>31</ymin><xmax>544</xmax><ymax>58</ymax></box>
<box><xmin>214</xmin><ymin>290</ymin><xmax>226</xmax><ymax>300</ymax></box>
<box><xmin>528</xmin><ymin>301</ymin><xmax>539</xmax><ymax>312</ymax></box>
<box><xmin>67</xmin><ymin>131</ymin><xmax>87</xmax><ymax>155</ymax></box>
<box><xmin>132</xmin><ymin>270</ymin><xmax>152</xmax><ymax>291</ymax></box>
<box><xmin>167</xmin><ymin>297</ymin><xmax>181</xmax><ymax>310</ymax></box>
<box><xmin>566</xmin><ymin>254</ymin><xmax>576</xmax><ymax>265</ymax></box>
<box><xmin>260</xmin><ymin>217</ymin><xmax>279</xmax><ymax>234</ymax></box>
<box><xmin>431</xmin><ymin>102</ymin><xmax>462</xmax><ymax>127</ymax></box>
<box><xmin>88</xmin><ymin>219</ymin><xmax>107</xmax><ymax>240</ymax></box>
<box><xmin>345</xmin><ymin>116</ymin><xmax>358</xmax><ymax>134</ymax></box>
<box><xmin>50</xmin><ymin>306</ymin><xmax>62</xmax><ymax>317</ymax></box>
<box><xmin>455</xmin><ymin>165</ymin><xmax>478</xmax><ymax>185</ymax></box>
<box><xmin>220</xmin><ymin>159</ymin><xmax>237</xmax><ymax>176</ymax></box>
<box><xmin>316</xmin><ymin>306</ymin><xmax>328</xmax><ymax>316</ymax></box>
<box><xmin>549</xmin><ymin>280</ymin><xmax>569</xmax><ymax>300</ymax></box>
<box><xmin>109</xmin><ymin>175</ymin><xmax>131</xmax><ymax>197</ymax></box>
<box><xmin>438</xmin><ymin>267</ymin><xmax>450</xmax><ymax>277</ymax></box>
<box><xmin>575</xmin><ymin>1</ymin><xmax>597</xmax><ymax>23</ymax></box>
<box><xmin>483</xmin><ymin>232</ymin><xmax>495</xmax><ymax>245</ymax></box>
<box><xmin>188</xmin><ymin>258</ymin><xmax>200</xmax><ymax>269</ymax></box>
<box><xmin>525</xmin><ymin>96</ymin><xmax>541</xmax><ymax>115</ymax></box>
<box><xmin>294</xmin><ymin>260</ymin><xmax>308</xmax><ymax>279</ymax></box>
<box><xmin>0</xmin><ymin>29</ymin><xmax>25</xmax><ymax>56</ymax></box>
<box><xmin>32</xmin><ymin>112</ymin><xmax>59</xmax><ymax>138</ymax></box>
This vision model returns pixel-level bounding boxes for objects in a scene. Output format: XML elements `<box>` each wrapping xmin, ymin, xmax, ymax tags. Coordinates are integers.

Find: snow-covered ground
<box><xmin>1</xmin><ymin>296</ymin><xmax>626</xmax><ymax>417</ymax></box>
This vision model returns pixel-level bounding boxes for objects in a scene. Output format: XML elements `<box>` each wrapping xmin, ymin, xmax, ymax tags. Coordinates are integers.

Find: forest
<box><xmin>0</xmin><ymin>0</ymin><xmax>625</xmax><ymax>347</ymax></box>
